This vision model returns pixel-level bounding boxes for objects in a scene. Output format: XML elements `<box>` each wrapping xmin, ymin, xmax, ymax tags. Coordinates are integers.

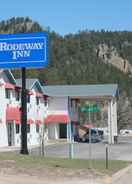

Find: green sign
<box><xmin>80</xmin><ymin>104</ymin><xmax>99</xmax><ymax>113</ymax></box>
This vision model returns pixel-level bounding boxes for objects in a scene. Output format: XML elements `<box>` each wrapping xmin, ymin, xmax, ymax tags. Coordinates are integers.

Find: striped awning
<box><xmin>44</xmin><ymin>114</ymin><xmax>69</xmax><ymax>124</ymax></box>
<box><xmin>6</xmin><ymin>107</ymin><xmax>21</xmax><ymax>123</ymax></box>
<box><xmin>5</xmin><ymin>83</ymin><xmax>15</xmax><ymax>89</ymax></box>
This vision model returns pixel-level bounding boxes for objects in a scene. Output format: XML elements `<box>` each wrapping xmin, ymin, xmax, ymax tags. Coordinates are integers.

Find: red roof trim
<box><xmin>44</xmin><ymin>114</ymin><xmax>70</xmax><ymax>124</ymax></box>
<box><xmin>5</xmin><ymin>83</ymin><xmax>15</xmax><ymax>89</ymax></box>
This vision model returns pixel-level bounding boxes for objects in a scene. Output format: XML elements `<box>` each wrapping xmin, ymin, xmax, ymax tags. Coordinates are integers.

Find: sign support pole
<box><xmin>89</xmin><ymin>107</ymin><xmax>92</xmax><ymax>167</ymax></box>
<box><xmin>68</xmin><ymin>97</ymin><xmax>74</xmax><ymax>159</ymax></box>
<box><xmin>68</xmin><ymin>122</ymin><xmax>74</xmax><ymax>159</ymax></box>
<box><xmin>20</xmin><ymin>67</ymin><xmax>28</xmax><ymax>154</ymax></box>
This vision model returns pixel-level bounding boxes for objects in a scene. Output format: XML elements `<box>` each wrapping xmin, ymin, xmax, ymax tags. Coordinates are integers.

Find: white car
<box><xmin>120</xmin><ymin>129</ymin><xmax>132</xmax><ymax>135</ymax></box>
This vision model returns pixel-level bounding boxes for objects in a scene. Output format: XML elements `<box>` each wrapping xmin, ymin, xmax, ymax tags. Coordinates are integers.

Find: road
<box><xmin>30</xmin><ymin>136</ymin><xmax>132</xmax><ymax>161</ymax></box>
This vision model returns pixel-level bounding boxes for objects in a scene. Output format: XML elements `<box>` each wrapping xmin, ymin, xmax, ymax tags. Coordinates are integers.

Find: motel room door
<box><xmin>59</xmin><ymin>124</ymin><xmax>67</xmax><ymax>138</ymax></box>
<box><xmin>7</xmin><ymin>122</ymin><xmax>15</xmax><ymax>146</ymax></box>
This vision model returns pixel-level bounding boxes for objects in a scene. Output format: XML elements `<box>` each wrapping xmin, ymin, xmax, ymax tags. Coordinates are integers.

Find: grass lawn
<box><xmin>0</xmin><ymin>152</ymin><xmax>130</xmax><ymax>175</ymax></box>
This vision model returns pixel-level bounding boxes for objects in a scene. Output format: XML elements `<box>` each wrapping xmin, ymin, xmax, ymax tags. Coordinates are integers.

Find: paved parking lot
<box><xmin>30</xmin><ymin>136</ymin><xmax>132</xmax><ymax>161</ymax></box>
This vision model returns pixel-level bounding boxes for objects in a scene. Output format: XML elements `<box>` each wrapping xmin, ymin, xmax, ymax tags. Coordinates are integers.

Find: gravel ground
<box><xmin>0</xmin><ymin>160</ymin><xmax>111</xmax><ymax>184</ymax></box>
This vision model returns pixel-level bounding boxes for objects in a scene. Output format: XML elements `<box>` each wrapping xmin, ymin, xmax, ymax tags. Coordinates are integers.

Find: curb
<box><xmin>0</xmin><ymin>141</ymin><xmax>68</xmax><ymax>153</ymax></box>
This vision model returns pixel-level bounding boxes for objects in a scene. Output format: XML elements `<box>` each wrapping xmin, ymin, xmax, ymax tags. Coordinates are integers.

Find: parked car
<box><xmin>120</xmin><ymin>129</ymin><xmax>132</xmax><ymax>135</ymax></box>
<box><xmin>74</xmin><ymin>128</ymin><xmax>101</xmax><ymax>143</ymax></box>
<box><xmin>81</xmin><ymin>131</ymin><xmax>101</xmax><ymax>143</ymax></box>
<box><xmin>97</xmin><ymin>130</ymin><xmax>104</xmax><ymax>139</ymax></box>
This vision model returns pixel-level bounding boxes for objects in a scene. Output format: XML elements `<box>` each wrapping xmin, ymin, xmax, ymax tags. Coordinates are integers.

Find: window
<box><xmin>27</xmin><ymin>95</ymin><xmax>30</xmax><ymax>103</ymax></box>
<box><xmin>36</xmin><ymin>97</ymin><xmax>39</xmax><ymax>105</ymax></box>
<box><xmin>45</xmin><ymin>124</ymin><xmax>48</xmax><ymax>130</ymax></box>
<box><xmin>5</xmin><ymin>89</ymin><xmax>11</xmax><ymax>99</ymax></box>
<box><xmin>36</xmin><ymin>124</ymin><xmax>39</xmax><ymax>133</ymax></box>
<box><xmin>45</xmin><ymin>101</ymin><xmax>47</xmax><ymax>106</ymax></box>
<box><xmin>44</xmin><ymin>96</ymin><xmax>48</xmax><ymax>106</ymax></box>
<box><xmin>16</xmin><ymin>124</ymin><xmax>20</xmax><ymax>134</ymax></box>
<box><xmin>15</xmin><ymin>90</ymin><xmax>20</xmax><ymax>101</ymax></box>
<box><xmin>27</xmin><ymin>124</ymin><xmax>30</xmax><ymax>133</ymax></box>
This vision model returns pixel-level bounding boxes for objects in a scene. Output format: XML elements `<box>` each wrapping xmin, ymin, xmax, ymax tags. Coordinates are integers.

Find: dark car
<box><xmin>97</xmin><ymin>130</ymin><xmax>104</xmax><ymax>139</ymax></box>
<box><xmin>74</xmin><ymin>128</ymin><xmax>101</xmax><ymax>143</ymax></box>
<box><xmin>83</xmin><ymin>133</ymin><xmax>101</xmax><ymax>143</ymax></box>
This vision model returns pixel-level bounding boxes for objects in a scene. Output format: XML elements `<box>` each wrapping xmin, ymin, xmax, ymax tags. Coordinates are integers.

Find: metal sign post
<box><xmin>68</xmin><ymin>122</ymin><xmax>74</xmax><ymax>159</ymax></box>
<box><xmin>68</xmin><ymin>97</ymin><xmax>74</xmax><ymax>159</ymax></box>
<box><xmin>105</xmin><ymin>144</ymin><xmax>109</xmax><ymax>169</ymax></box>
<box><xmin>88</xmin><ymin>109</ymin><xmax>92</xmax><ymax>167</ymax></box>
<box><xmin>20</xmin><ymin>68</ymin><xmax>28</xmax><ymax>154</ymax></box>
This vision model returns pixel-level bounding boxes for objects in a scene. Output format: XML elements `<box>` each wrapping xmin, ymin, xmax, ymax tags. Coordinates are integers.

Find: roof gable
<box><xmin>16</xmin><ymin>78</ymin><xmax>43</xmax><ymax>93</ymax></box>
<box><xmin>0</xmin><ymin>70</ymin><xmax>16</xmax><ymax>84</ymax></box>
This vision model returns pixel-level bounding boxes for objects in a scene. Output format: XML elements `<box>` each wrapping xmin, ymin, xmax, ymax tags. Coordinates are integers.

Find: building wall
<box><xmin>0</xmin><ymin>71</ymin><xmax>49</xmax><ymax>147</ymax></box>
<box><xmin>28</xmin><ymin>89</ymin><xmax>48</xmax><ymax>145</ymax></box>
<box><xmin>46</xmin><ymin>97</ymin><xmax>68</xmax><ymax>140</ymax></box>
<box><xmin>47</xmin><ymin>97</ymin><xmax>68</xmax><ymax>115</ymax></box>
<box><xmin>0</xmin><ymin>82</ymin><xmax>8</xmax><ymax>147</ymax></box>
<box><xmin>46</xmin><ymin>97</ymin><xmax>79</xmax><ymax>140</ymax></box>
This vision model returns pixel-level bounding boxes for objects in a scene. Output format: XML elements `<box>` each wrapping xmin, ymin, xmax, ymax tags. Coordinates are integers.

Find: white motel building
<box><xmin>0</xmin><ymin>69</ymin><xmax>118</xmax><ymax>147</ymax></box>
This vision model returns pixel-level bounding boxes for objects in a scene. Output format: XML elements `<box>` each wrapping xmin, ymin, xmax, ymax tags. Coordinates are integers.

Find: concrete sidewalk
<box><xmin>0</xmin><ymin>145</ymin><xmax>39</xmax><ymax>152</ymax></box>
<box><xmin>0</xmin><ymin>139</ymin><xmax>68</xmax><ymax>153</ymax></box>
<box><xmin>112</xmin><ymin>164</ymin><xmax>132</xmax><ymax>184</ymax></box>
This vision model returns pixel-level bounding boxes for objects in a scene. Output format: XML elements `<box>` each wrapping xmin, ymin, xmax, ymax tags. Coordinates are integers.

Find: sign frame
<box><xmin>0</xmin><ymin>32</ymin><xmax>48</xmax><ymax>69</ymax></box>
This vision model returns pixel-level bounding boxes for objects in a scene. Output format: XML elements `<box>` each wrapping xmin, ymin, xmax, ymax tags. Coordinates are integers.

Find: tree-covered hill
<box><xmin>0</xmin><ymin>17</ymin><xmax>131</xmax><ymax>94</ymax></box>
<box><xmin>1</xmin><ymin>17</ymin><xmax>132</xmax><ymax>128</ymax></box>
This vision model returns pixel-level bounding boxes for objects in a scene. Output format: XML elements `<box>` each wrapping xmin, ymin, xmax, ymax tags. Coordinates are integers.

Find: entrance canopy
<box><xmin>43</xmin><ymin>84</ymin><xmax>118</xmax><ymax>144</ymax></box>
<box><xmin>43</xmin><ymin>84</ymin><xmax>118</xmax><ymax>99</ymax></box>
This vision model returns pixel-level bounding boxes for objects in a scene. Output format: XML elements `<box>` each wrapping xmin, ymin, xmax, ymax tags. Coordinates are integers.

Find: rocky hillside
<box><xmin>97</xmin><ymin>43</ymin><xmax>132</xmax><ymax>73</ymax></box>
